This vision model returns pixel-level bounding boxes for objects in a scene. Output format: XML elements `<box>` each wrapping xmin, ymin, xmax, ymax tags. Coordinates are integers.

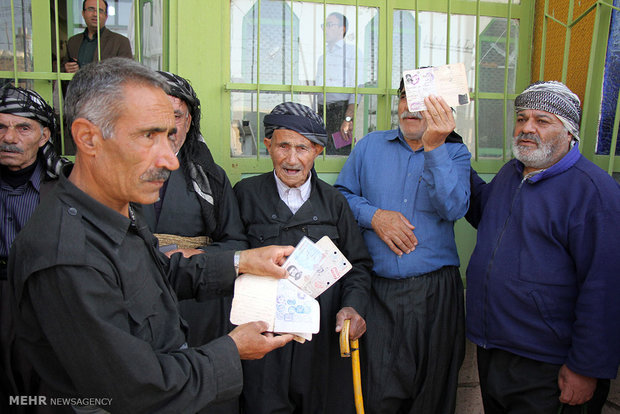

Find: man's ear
<box><xmin>313</xmin><ymin>143</ymin><xmax>324</xmax><ymax>159</ymax></box>
<box><xmin>264</xmin><ymin>137</ymin><xmax>272</xmax><ymax>153</ymax></box>
<box><xmin>38</xmin><ymin>127</ymin><xmax>51</xmax><ymax>148</ymax></box>
<box><xmin>71</xmin><ymin>118</ymin><xmax>101</xmax><ymax>156</ymax></box>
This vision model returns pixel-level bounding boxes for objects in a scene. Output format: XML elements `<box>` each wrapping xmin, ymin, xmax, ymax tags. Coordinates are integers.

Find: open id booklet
<box><xmin>402</xmin><ymin>62</ymin><xmax>471</xmax><ymax>112</ymax></box>
<box><xmin>230</xmin><ymin>236</ymin><xmax>352</xmax><ymax>343</ymax></box>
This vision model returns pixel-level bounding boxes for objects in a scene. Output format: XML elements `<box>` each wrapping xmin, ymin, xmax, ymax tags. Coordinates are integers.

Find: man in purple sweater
<box><xmin>466</xmin><ymin>81</ymin><xmax>620</xmax><ymax>414</ymax></box>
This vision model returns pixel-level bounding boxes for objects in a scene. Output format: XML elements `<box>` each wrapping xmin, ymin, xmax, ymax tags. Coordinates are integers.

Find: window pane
<box><xmin>129</xmin><ymin>0</ymin><xmax>163</xmax><ymax>70</ymax></box>
<box><xmin>392</xmin><ymin>10</ymin><xmax>417</xmax><ymax>89</ymax></box>
<box><xmin>455</xmin><ymin>99</ymin><xmax>476</xmax><ymax>156</ymax></box>
<box><xmin>505</xmin><ymin>97</ymin><xmax>515</xmax><ymax>155</ymax></box>
<box><xmin>0</xmin><ymin>0</ymin><xmax>33</xmax><ymax>73</ymax></box>
<box><xmin>392</xmin><ymin>12</ymin><xmax>476</xmax><ymax>90</ymax></box>
<box><xmin>230</xmin><ymin>1</ymin><xmax>378</xmax><ymax>157</ymax></box>
<box><xmin>230</xmin><ymin>0</ymin><xmax>257</xmax><ymax>83</ymax></box>
<box><xmin>70</xmin><ymin>0</ymin><xmax>132</xmax><ymax>37</ymax></box>
<box><xmin>231</xmin><ymin>90</ymin><xmax>305</xmax><ymax>157</ymax></box>
<box><xmin>478</xmin><ymin>98</ymin><xmax>512</xmax><ymax>159</ymax></box>
<box><xmin>479</xmin><ymin>17</ymin><xmax>519</xmax><ymax>94</ymax></box>
<box><xmin>230</xmin><ymin>0</ymin><xmax>297</xmax><ymax>85</ymax></box>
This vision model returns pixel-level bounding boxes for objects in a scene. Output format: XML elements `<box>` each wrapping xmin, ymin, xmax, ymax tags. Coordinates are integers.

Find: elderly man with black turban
<box><xmin>466</xmin><ymin>81</ymin><xmax>620</xmax><ymax>414</ymax></box>
<box><xmin>139</xmin><ymin>72</ymin><xmax>248</xmax><ymax>407</ymax></box>
<box><xmin>234</xmin><ymin>102</ymin><xmax>372</xmax><ymax>413</ymax></box>
<box><xmin>0</xmin><ymin>84</ymin><xmax>69</xmax><ymax>409</ymax></box>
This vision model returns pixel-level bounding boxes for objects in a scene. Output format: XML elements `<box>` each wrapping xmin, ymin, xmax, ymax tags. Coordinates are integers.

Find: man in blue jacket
<box><xmin>466</xmin><ymin>81</ymin><xmax>620</xmax><ymax>414</ymax></box>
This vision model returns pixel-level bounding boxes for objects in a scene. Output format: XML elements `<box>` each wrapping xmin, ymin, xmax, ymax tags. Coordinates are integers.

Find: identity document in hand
<box><xmin>402</xmin><ymin>62</ymin><xmax>471</xmax><ymax>112</ymax></box>
<box><xmin>230</xmin><ymin>236</ymin><xmax>352</xmax><ymax>342</ymax></box>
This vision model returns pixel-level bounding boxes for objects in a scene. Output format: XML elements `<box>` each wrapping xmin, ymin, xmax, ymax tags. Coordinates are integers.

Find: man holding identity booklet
<box><xmin>336</xmin><ymin>63</ymin><xmax>472</xmax><ymax>413</ymax></box>
<box><xmin>233</xmin><ymin>102</ymin><xmax>372</xmax><ymax>414</ymax></box>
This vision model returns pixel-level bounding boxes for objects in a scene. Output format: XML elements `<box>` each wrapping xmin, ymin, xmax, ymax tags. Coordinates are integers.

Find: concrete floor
<box><xmin>456</xmin><ymin>340</ymin><xmax>620</xmax><ymax>414</ymax></box>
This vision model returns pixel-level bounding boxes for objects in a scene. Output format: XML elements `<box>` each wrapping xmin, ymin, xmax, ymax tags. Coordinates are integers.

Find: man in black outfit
<box><xmin>8</xmin><ymin>58</ymin><xmax>293</xmax><ymax>413</ymax></box>
<box><xmin>235</xmin><ymin>102</ymin><xmax>372</xmax><ymax>413</ymax></box>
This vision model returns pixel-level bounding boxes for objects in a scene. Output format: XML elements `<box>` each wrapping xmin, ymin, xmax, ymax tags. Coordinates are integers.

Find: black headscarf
<box><xmin>157</xmin><ymin>71</ymin><xmax>223</xmax><ymax>236</ymax></box>
<box><xmin>0</xmin><ymin>84</ymin><xmax>70</xmax><ymax>178</ymax></box>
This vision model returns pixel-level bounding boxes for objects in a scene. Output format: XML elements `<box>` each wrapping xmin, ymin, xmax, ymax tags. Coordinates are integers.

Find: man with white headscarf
<box><xmin>466</xmin><ymin>81</ymin><xmax>620</xmax><ymax>414</ymax></box>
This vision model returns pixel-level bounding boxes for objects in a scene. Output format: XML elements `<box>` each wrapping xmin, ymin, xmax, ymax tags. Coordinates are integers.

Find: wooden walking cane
<box><xmin>339</xmin><ymin>319</ymin><xmax>365</xmax><ymax>414</ymax></box>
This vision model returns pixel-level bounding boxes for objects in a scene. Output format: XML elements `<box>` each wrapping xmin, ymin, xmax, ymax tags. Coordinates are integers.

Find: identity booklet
<box><xmin>230</xmin><ymin>236</ymin><xmax>352</xmax><ymax>342</ymax></box>
<box><xmin>402</xmin><ymin>62</ymin><xmax>471</xmax><ymax>112</ymax></box>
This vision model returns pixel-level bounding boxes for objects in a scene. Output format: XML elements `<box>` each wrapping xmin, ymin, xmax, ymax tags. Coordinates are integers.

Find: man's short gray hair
<box><xmin>64</xmin><ymin>57</ymin><xmax>169</xmax><ymax>139</ymax></box>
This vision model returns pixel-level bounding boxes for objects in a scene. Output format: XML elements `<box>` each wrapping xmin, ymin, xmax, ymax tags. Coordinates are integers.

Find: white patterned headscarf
<box><xmin>514</xmin><ymin>81</ymin><xmax>582</xmax><ymax>141</ymax></box>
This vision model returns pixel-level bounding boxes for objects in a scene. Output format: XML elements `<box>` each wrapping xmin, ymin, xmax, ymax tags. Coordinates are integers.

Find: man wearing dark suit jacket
<box><xmin>63</xmin><ymin>0</ymin><xmax>132</xmax><ymax>73</ymax></box>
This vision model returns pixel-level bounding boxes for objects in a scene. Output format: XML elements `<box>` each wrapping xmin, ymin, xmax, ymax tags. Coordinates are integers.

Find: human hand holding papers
<box><xmin>403</xmin><ymin>63</ymin><xmax>471</xmax><ymax>112</ymax></box>
<box><xmin>230</xmin><ymin>236</ymin><xmax>352</xmax><ymax>343</ymax></box>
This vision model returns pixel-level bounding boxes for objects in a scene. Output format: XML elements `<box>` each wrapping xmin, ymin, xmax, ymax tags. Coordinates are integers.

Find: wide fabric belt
<box><xmin>153</xmin><ymin>234</ymin><xmax>211</xmax><ymax>250</ymax></box>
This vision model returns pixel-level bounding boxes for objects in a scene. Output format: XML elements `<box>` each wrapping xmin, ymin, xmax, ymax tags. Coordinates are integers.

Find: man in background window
<box><xmin>62</xmin><ymin>0</ymin><xmax>132</xmax><ymax>74</ymax></box>
<box><xmin>316</xmin><ymin>12</ymin><xmax>360</xmax><ymax>156</ymax></box>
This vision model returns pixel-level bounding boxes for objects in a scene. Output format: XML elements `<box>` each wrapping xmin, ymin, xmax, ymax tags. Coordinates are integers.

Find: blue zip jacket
<box><xmin>466</xmin><ymin>144</ymin><xmax>620</xmax><ymax>379</ymax></box>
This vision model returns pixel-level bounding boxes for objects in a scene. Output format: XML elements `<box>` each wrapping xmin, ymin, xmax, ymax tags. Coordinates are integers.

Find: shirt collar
<box><xmin>0</xmin><ymin>158</ymin><xmax>45</xmax><ymax>191</ymax></box>
<box><xmin>327</xmin><ymin>38</ymin><xmax>345</xmax><ymax>52</ymax></box>
<box><xmin>273</xmin><ymin>170</ymin><xmax>312</xmax><ymax>202</ymax></box>
<box><xmin>28</xmin><ymin>159</ymin><xmax>45</xmax><ymax>192</ymax></box>
<box><xmin>82</xmin><ymin>26</ymin><xmax>106</xmax><ymax>39</ymax></box>
<box><xmin>56</xmin><ymin>170</ymin><xmax>132</xmax><ymax>246</ymax></box>
<box><xmin>391</xmin><ymin>128</ymin><xmax>424</xmax><ymax>152</ymax></box>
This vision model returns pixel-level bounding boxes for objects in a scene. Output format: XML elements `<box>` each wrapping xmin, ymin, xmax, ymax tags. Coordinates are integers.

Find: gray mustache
<box><xmin>515</xmin><ymin>133</ymin><xmax>541</xmax><ymax>145</ymax></box>
<box><xmin>400</xmin><ymin>111</ymin><xmax>423</xmax><ymax>120</ymax></box>
<box><xmin>141</xmin><ymin>168</ymin><xmax>171</xmax><ymax>182</ymax></box>
<box><xmin>0</xmin><ymin>144</ymin><xmax>24</xmax><ymax>154</ymax></box>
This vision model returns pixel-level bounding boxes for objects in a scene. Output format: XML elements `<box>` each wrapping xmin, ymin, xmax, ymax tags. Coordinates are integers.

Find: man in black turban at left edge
<box><xmin>0</xmin><ymin>84</ymin><xmax>70</xmax><ymax>411</ymax></box>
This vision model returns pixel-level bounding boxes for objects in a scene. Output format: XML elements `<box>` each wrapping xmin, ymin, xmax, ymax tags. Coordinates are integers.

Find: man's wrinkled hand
<box><xmin>335</xmin><ymin>307</ymin><xmax>366</xmax><ymax>341</ymax></box>
<box><xmin>421</xmin><ymin>95</ymin><xmax>455</xmax><ymax>151</ymax></box>
<box><xmin>371</xmin><ymin>209</ymin><xmax>418</xmax><ymax>256</ymax></box>
<box><xmin>239</xmin><ymin>245</ymin><xmax>295</xmax><ymax>278</ymax></box>
<box><xmin>228</xmin><ymin>321</ymin><xmax>293</xmax><ymax>360</ymax></box>
<box><xmin>558</xmin><ymin>364</ymin><xmax>597</xmax><ymax>406</ymax></box>
<box><xmin>164</xmin><ymin>248</ymin><xmax>203</xmax><ymax>258</ymax></box>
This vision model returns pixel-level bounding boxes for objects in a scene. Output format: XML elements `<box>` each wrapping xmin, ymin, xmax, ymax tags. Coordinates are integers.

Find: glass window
<box><xmin>477</xmin><ymin>98</ymin><xmax>516</xmax><ymax>159</ymax></box>
<box><xmin>230</xmin><ymin>0</ymin><xmax>378</xmax><ymax>157</ymax></box>
<box><xmin>129</xmin><ymin>0</ymin><xmax>164</xmax><ymax>70</ymax></box>
<box><xmin>391</xmin><ymin>12</ymin><xmax>478</xmax><ymax>89</ymax></box>
<box><xmin>69</xmin><ymin>0</ymin><xmax>132</xmax><ymax>37</ymax></box>
<box><xmin>0</xmin><ymin>0</ymin><xmax>33</xmax><ymax>75</ymax></box>
<box><xmin>479</xmin><ymin>17</ymin><xmax>519</xmax><ymax>94</ymax></box>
